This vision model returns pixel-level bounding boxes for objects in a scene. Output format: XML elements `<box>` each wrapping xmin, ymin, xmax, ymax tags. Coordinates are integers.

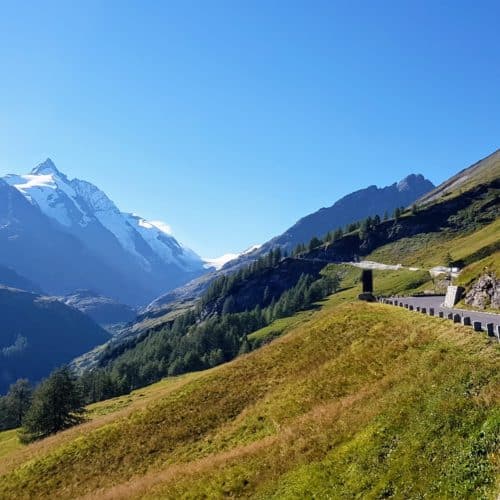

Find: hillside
<box><xmin>75</xmin><ymin>160</ymin><xmax>498</xmax><ymax>376</ymax></box>
<box><xmin>0</xmin><ymin>287</ymin><xmax>109</xmax><ymax>394</ymax></box>
<box><xmin>0</xmin><ymin>295</ymin><xmax>498</xmax><ymax>498</ymax></box>
<box><xmin>258</xmin><ymin>173</ymin><xmax>434</xmax><ymax>254</ymax></box>
<box><xmin>417</xmin><ymin>148</ymin><xmax>500</xmax><ymax>206</ymax></box>
<box><xmin>142</xmin><ymin>173</ymin><xmax>434</xmax><ymax>314</ymax></box>
<box><xmin>0</xmin><ymin>265</ymin><xmax>41</xmax><ymax>293</ymax></box>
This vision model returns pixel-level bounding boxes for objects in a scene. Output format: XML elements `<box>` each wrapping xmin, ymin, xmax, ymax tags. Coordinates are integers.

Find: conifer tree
<box><xmin>5</xmin><ymin>379</ymin><xmax>32</xmax><ymax>428</ymax></box>
<box><xmin>20</xmin><ymin>367</ymin><xmax>84</xmax><ymax>442</ymax></box>
<box><xmin>308</xmin><ymin>236</ymin><xmax>322</xmax><ymax>251</ymax></box>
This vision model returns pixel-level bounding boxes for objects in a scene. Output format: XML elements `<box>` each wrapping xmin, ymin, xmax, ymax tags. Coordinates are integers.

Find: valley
<box><xmin>0</xmin><ymin>149</ymin><xmax>498</xmax><ymax>498</ymax></box>
<box><xmin>0</xmin><ymin>283</ymin><xmax>498</xmax><ymax>498</ymax></box>
<box><xmin>1</xmin><ymin>5</ymin><xmax>499</xmax><ymax>498</ymax></box>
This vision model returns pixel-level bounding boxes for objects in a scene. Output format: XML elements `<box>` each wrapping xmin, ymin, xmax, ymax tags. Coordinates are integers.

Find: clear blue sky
<box><xmin>0</xmin><ymin>1</ymin><xmax>498</xmax><ymax>257</ymax></box>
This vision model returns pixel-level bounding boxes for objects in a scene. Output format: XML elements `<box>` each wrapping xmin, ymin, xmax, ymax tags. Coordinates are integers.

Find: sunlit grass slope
<box><xmin>369</xmin><ymin>218</ymin><xmax>500</xmax><ymax>269</ymax></box>
<box><xmin>0</xmin><ymin>298</ymin><xmax>498</xmax><ymax>499</ymax></box>
<box><xmin>0</xmin><ymin>430</ymin><xmax>21</xmax><ymax>460</ymax></box>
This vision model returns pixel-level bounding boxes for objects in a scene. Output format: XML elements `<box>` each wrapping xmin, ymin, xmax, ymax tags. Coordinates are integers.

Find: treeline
<box><xmin>292</xmin><ymin>206</ymin><xmax>407</xmax><ymax>256</ymax></box>
<box><xmin>200</xmin><ymin>247</ymin><xmax>284</xmax><ymax>309</ymax></box>
<box><xmin>0</xmin><ymin>368</ymin><xmax>84</xmax><ymax>442</ymax></box>
<box><xmin>0</xmin><ymin>269</ymin><xmax>340</xmax><ymax>440</ymax></box>
<box><xmin>79</xmin><ymin>271</ymin><xmax>340</xmax><ymax>406</ymax></box>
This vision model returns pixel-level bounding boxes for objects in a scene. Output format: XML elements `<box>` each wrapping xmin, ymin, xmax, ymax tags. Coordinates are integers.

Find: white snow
<box><xmin>242</xmin><ymin>244</ymin><xmax>262</xmax><ymax>255</ymax></box>
<box><xmin>3</xmin><ymin>161</ymin><xmax>205</xmax><ymax>274</ymax></box>
<box><xmin>149</xmin><ymin>220</ymin><xmax>173</xmax><ymax>235</ymax></box>
<box><xmin>204</xmin><ymin>253</ymin><xmax>240</xmax><ymax>270</ymax></box>
<box><xmin>4</xmin><ymin>172</ymin><xmax>91</xmax><ymax>227</ymax></box>
<box><xmin>203</xmin><ymin>244</ymin><xmax>263</xmax><ymax>270</ymax></box>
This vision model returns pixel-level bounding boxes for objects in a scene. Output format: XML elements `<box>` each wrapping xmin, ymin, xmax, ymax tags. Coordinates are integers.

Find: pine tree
<box><xmin>222</xmin><ymin>295</ymin><xmax>236</xmax><ymax>315</ymax></box>
<box><xmin>5</xmin><ymin>379</ymin><xmax>32</xmax><ymax>428</ymax></box>
<box><xmin>359</xmin><ymin>219</ymin><xmax>370</xmax><ymax>241</ymax></box>
<box><xmin>0</xmin><ymin>396</ymin><xmax>13</xmax><ymax>431</ymax></box>
<box><xmin>20</xmin><ymin>367</ymin><xmax>85</xmax><ymax>442</ymax></box>
<box><xmin>308</xmin><ymin>236</ymin><xmax>322</xmax><ymax>251</ymax></box>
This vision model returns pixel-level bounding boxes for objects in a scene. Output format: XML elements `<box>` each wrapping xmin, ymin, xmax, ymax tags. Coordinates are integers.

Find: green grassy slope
<box><xmin>369</xmin><ymin>218</ymin><xmax>499</xmax><ymax>270</ymax></box>
<box><xmin>0</xmin><ymin>430</ymin><xmax>21</xmax><ymax>460</ymax></box>
<box><xmin>417</xmin><ymin>148</ymin><xmax>500</xmax><ymax>206</ymax></box>
<box><xmin>0</xmin><ymin>295</ymin><xmax>498</xmax><ymax>499</ymax></box>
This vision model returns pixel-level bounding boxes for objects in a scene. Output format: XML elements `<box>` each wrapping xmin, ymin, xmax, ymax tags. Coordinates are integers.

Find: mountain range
<box><xmin>143</xmin><ymin>173</ymin><xmax>435</xmax><ymax>314</ymax></box>
<box><xmin>0</xmin><ymin>159</ymin><xmax>206</xmax><ymax>305</ymax></box>
<box><xmin>255</xmin><ymin>173</ymin><xmax>435</xmax><ymax>255</ymax></box>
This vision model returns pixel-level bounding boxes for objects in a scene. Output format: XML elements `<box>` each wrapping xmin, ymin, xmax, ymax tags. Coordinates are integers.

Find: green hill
<box><xmin>0</xmin><ymin>286</ymin><xmax>498</xmax><ymax>498</ymax></box>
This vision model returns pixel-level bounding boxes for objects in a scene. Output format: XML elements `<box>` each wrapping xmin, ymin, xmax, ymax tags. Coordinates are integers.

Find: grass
<box><xmin>0</xmin><ymin>430</ymin><xmax>22</xmax><ymax>460</ymax></box>
<box><xmin>418</xmin><ymin>149</ymin><xmax>500</xmax><ymax>205</ymax></box>
<box><xmin>457</xmin><ymin>252</ymin><xmax>500</xmax><ymax>289</ymax></box>
<box><xmin>0</xmin><ymin>371</ymin><xmax>205</xmax><ymax>477</ymax></box>
<box><xmin>0</xmin><ymin>212</ymin><xmax>498</xmax><ymax>497</ymax></box>
<box><xmin>1</xmin><ymin>292</ymin><xmax>498</xmax><ymax>499</ymax></box>
<box><xmin>369</xmin><ymin>219</ymin><xmax>500</xmax><ymax>270</ymax></box>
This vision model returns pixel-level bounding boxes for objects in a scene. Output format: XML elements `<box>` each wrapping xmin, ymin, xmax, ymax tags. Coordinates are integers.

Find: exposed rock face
<box><xmin>465</xmin><ymin>273</ymin><xmax>500</xmax><ymax>310</ymax></box>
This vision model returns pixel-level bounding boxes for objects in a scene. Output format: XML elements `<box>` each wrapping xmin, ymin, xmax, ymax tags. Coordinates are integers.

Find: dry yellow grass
<box><xmin>0</xmin><ymin>299</ymin><xmax>498</xmax><ymax>499</ymax></box>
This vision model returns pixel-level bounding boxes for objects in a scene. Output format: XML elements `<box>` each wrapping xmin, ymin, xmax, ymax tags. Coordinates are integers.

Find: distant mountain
<box><xmin>0</xmin><ymin>286</ymin><xmax>109</xmax><ymax>394</ymax></box>
<box><xmin>143</xmin><ymin>173</ymin><xmax>434</xmax><ymax>314</ymax></box>
<box><xmin>1</xmin><ymin>159</ymin><xmax>207</xmax><ymax>305</ymax></box>
<box><xmin>59</xmin><ymin>290</ymin><xmax>136</xmax><ymax>327</ymax></box>
<box><xmin>258</xmin><ymin>173</ymin><xmax>434</xmax><ymax>255</ymax></box>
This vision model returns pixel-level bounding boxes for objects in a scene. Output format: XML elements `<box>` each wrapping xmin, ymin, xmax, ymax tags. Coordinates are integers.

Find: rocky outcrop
<box><xmin>465</xmin><ymin>273</ymin><xmax>500</xmax><ymax>310</ymax></box>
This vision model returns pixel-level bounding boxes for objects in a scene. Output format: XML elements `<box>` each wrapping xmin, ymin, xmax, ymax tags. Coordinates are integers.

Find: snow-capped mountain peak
<box><xmin>2</xmin><ymin>160</ymin><xmax>206</xmax><ymax>303</ymax></box>
<box><xmin>31</xmin><ymin>158</ymin><xmax>62</xmax><ymax>176</ymax></box>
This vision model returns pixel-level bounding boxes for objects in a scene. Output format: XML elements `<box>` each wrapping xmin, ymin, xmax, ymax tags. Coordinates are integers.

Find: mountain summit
<box><xmin>1</xmin><ymin>161</ymin><xmax>206</xmax><ymax>305</ymax></box>
<box><xmin>253</xmin><ymin>173</ymin><xmax>435</xmax><ymax>255</ymax></box>
<box><xmin>31</xmin><ymin>158</ymin><xmax>61</xmax><ymax>176</ymax></box>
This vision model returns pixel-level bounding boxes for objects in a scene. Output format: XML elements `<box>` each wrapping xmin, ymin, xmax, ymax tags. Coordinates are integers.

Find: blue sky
<box><xmin>0</xmin><ymin>1</ymin><xmax>499</xmax><ymax>257</ymax></box>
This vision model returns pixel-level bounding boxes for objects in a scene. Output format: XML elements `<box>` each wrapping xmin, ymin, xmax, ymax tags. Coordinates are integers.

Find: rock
<box><xmin>465</xmin><ymin>273</ymin><xmax>500</xmax><ymax>310</ymax></box>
